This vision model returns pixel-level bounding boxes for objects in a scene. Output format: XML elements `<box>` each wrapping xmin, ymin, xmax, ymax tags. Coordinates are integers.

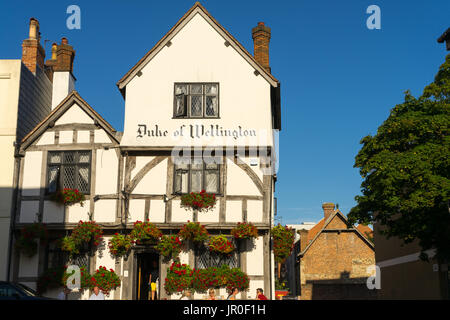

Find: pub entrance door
<box><xmin>136</xmin><ymin>252</ymin><xmax>159</xmax><ymax>300</ymax></box>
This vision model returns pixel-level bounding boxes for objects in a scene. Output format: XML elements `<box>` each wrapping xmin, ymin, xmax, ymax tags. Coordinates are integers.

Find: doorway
<box><xmin>136</xmin><ymin>252</ymin><xmax>159</xmax><ymax>300</ymax></box>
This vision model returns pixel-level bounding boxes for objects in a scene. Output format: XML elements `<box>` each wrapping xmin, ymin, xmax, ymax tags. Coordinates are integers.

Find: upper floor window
<box><xmin>47</xmin><ymin>150</ymin><xmax>91</xmax><ymax>194</ymax></box>
<box><xmin>173</xmin><ymin>159</ymin><xmax>220</xmax><ymax>195</ymax></box>
<box><xmin>174</xmin><ymin>83</ymin><xmax>219</xmax><ymax>118</ymax></box>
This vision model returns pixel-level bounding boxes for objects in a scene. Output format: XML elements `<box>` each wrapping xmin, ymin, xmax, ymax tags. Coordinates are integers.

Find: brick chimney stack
<box><xmin>22</xmin><ymin>18</ymin><xmax>46</xmax><ymax>74</ymax></box>
<box><xmin>51</xmin><ymin>37</ymin><xmax>76</xmax><ymax>109</ymax></box>
<box><xmin>252</xmin><ymin>22</ymin><xmax>271</xmax><ymax>73</ymax></box>
<box><xmin>322</xmin><ymin>203</ymin><xmax>335</xmax><ymax>221</ymax></box>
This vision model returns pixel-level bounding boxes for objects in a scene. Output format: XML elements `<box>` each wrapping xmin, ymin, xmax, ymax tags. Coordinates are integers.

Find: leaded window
<box><xmin>195</xmin><ymin>242</ymin><xmax>239</xmax><ymax>269</ymax></box>
<box><xmin>47</xmin><ymin>151</ymin><xmax>91</xmax><ymax>194</ymax></box>
<box><xmin>173</xmin><ymin>159</ymin><xmax>220</xmax><ymax>194</ymax></box>
<box><xmin>173</xmin><ymin>83</ymin><xmax>219</xmax><ymax>118</ymax></box>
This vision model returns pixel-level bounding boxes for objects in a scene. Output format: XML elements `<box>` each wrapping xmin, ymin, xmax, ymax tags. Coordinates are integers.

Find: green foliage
<box><xmin>130</xmin><ymin>220</ymin><xmax>162</xmax><ymax>245</ymax></box>
<box><xmin>178</xmin><ymin>221</ymin><xmax>209</xmax><ymax>243</ymax></box>
<box><xmin>164</xmin><ymin>263</ymin><xmax>250</xmax><ymax>295</ymax></box>
<box><xmin>90</xmin><ymin>266</ymin><xmax>121</xmax><ymax>296</ymax></box>
<box><xmin>108</xmin><ymin>233</ymin><xmax>133</xmax><ymax>258</ymax></box>
<box><xmin>349</xmin><ymin>55</ymin><xmax>450</xmax><ymax>261</ymax></box>
<box><xmin>60</xmin><ymin>221</ymin><xmax>103</xmax><ymax>256</ymax></box>
<box><xmin>156</xmin><ymin>235</ymin><xmax>183</xmax><ymax>260</ymax></box>
<box><xmin>231</xmin><ymin>222</ymin><xmax>259</xmax><ymax>240</ymax></box>
<box><xmin>208</xmin><ymin>235</ymin><xmax>235</xmax><ymax>254</ymax></box>
<box><xmin>164</xmin><ymin>262</ymin><xmax>194</xmax><ymax>295</ymax></box>
<box><xmin>271</xmin><ymin>224</ymin><xmax>295</xmax><ymax>263</ymax></box>
<box><xmin>52</xmin><ymin>188</ymin><xmax>85</xmax><ymax>207</ymax></box>
<box><xmin>180</xmin><ymin>190</ymin><xmax>217</xmax><ymax>212</ymax></box>
<box><xmin>15</xmin><ymin>223</ymin><xmax>48</xmax><ymax>257</ymax></box>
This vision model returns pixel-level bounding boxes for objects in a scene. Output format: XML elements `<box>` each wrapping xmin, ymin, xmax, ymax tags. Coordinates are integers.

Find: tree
<box><xmin>348</xmin><ymin>55</ymin><xmax>450</xmax><ymax>261</ymax></box>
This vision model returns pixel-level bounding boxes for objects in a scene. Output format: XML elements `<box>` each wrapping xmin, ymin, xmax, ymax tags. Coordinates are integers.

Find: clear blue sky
<box><xmin>1</xmin><ymin>0</ymin><xmax>449</xmax><ymax>224</ymax></box>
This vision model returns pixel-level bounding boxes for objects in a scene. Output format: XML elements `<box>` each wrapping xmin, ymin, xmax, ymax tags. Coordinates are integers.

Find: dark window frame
<box><xmin>172</xmin><ymin>159</ymin><xmax>221</xmax><ymax>195</ymax></box>
<box><xmin>194</xmin><ymin>239</ymin><xmax>240</xmax><ymax>269</ymax></box>
<box><xmin>46</xmin><ymin>150</ymin><xmax>92</xmax><ymax>195</ymax></box>
<box><xmin>173</xmin><ymin>82</ymin><xmax>220</xmax><ymax>119</ymax></box>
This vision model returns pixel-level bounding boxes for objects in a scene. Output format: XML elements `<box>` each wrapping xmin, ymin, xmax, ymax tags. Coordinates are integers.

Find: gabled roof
<box><xmin>20</xmin><ymin>91</ymin><xmax>119</xmax><ymax>152</ymax></box>
<box><xmin>116</xmin><ymin>2</ymin><xmax>279</xmax><ymax>98</ymax></box>
<box><xmin>298</xmin><ymin>209</ymin><xmax>374</xmax><ymax>257</ymax></box>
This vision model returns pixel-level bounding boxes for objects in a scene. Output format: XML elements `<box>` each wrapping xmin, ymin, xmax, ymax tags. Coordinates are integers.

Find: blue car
<box><xmin>0</xmin><ymin>281</ymin><xmax>53</xmax><ymax>300</ymax></box>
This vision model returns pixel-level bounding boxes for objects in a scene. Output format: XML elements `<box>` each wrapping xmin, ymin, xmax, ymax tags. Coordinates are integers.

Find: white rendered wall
<box><xmin>51</xmin><ymin>71</ymin><xmax>75</xmax><ymax>109</ymax></box>
<box><xmin>121</xmin><ymin>13</ymin><xmax>273</xmax><ymax>148</ymax></box>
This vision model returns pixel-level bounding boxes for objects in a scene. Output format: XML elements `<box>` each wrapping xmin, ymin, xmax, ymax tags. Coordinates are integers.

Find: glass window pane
<box><xmin>191</xmin><ymin>160</ymin><xmax>203</xmax><ymax>170</ymax></box>
<box><xmin>205</xmin><ymin>162</ymin><xmax>218</xmax><ymax>169</ymax></box>
<box><xmin>205</xmin><ymin>96</ymin><xmax>218</xmax><ymax>117</ymax></box>
<box><xmin>78</xmin><ymin>151</ymin><xmax>90</xmax><ymax>163</ymax></box>
<box><xmin>191</xmin><ymin>170</ymin><xmax>202</xmax><ymax>192</ymax></box>
<box><xmin>175</xmin><ymin>94</ymin><xmax>186</xmax><ymax>116</ymax></box>
<box><xmin>175</xmin><ymin>163</ymin><xmax>189</xmax><ymax>170</ymax></box>
<box><xmin>78</xmin><ymin>166</ymin><xmax>90</xmax><ymax>193</ymax></box>
<box><xmin>205</xmin><ymin>84</ymin><xmax>218</xmax><ymax>94</ymax></box>
<box><xmin>63</xmin><ymin>152</ymin><xmax>75</xmax><ymax>164</ymax></box>
<box><xmin>190</xmin><ymin>95</ymin><xmax>203</xmax><ymax>117</ymax></box>
<box><xmin>175</xmin><ymin>84</ymin><xmax>187</xmax><ymax>95</ymax></box>
<box><xmin>48</xmin><ymin>166</ymin><xmax>59</xmax><ymax>193</ymax></box>
<box><xmin>205</xmin><ymin>171</ymin><xmax>219</xmax><ymax>193</ymax></box>
<box><xmin>49</xmin><ymin>153</ymin><xmax>61</xmax><ymax>164</ymax></box>
<box><xmin>190</xmin><ymin>84</ymin><xmax>202</xmax><ymax>94</ymax></box>
<box><xmin>175</xmin><ymin>170</ymin><xmax>188</xmax><ymax>194</ymax></box>
<box><xmin>62</xmin><ymin>166</ymin><xmax>76</xmax><ymax>189</ymax></box>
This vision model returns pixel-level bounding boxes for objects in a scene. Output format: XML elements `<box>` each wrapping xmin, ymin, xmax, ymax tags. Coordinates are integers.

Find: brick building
<box><xmin>296</xmin><ymin>203</ymin><xmax>376</xmax><ymax>299</ymax></box>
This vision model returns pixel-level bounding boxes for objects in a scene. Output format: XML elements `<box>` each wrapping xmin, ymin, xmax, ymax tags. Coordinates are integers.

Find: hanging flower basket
<box><xmin>130</xmin><ymin>220</ymin><xmax>162</xmax><ymax>245</ymax></box>
<box><xmin>90</xmin><ymin>266</ymin><xmax>121</xmax><ymax>296</ymax></box>
<box><xmin>208</xmin><ymin>235</ymin><xmax>235</xmax><ymax>255</ymax></box>
<box><xmin>15</xmin><ymin>223</ymin><xmax>48</xmax><ymax>257</ymax></box>
<box><xmin>271</xmin><ymin>224</ymin><xmax>295</xmax><ymax>264</ymax></box>
<box><xmin>52</xmin><ymin>188</ymin><xmax>85</xmax><ymax>207</ymax></box>
<box><xmin>108</xmin><ymin>233</ymin><xmax>133</xmax><ymax>258</ymax></box>
<box><xmin>180</xmin><ymin>190</ymin><xmax>216</xmax><ymax>212</ymax></box>
<box><xmin>156</xmin><ymin>235</ymin><xmax>183</xmax><ymax>260</ymax></box>
<box><xmin>178</xmin><ymin>221</ymin><xmax>209</xmax><ymax>243</ymax></box>
<box><xmin>231</xmin><ymin>222</ymin><xmax>259</xmax><ymax>240</ymax></box>
<box><xmin>60</xmin><ymin>221</ymin><xmax>103</xmax><ymax>255</ymax></box>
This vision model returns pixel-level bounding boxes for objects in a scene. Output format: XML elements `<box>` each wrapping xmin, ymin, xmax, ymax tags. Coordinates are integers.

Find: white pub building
<box><xmin>10</xmin><ymin>3</ymin><xmax>281</xmax><ymax>299</ymax></box>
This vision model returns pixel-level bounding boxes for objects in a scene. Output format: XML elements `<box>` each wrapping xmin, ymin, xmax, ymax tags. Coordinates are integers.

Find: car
<box><xmin>0</xmin><ymin>281</ymin><xmax>54</xmax><ymax>300</ymax></box>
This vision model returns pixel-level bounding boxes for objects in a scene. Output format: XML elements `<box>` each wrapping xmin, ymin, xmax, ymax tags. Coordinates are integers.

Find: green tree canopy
<box><xmin>348</xmin><ymin>55</ymin><xmax>450</xmax><ymax>261</ymax></box>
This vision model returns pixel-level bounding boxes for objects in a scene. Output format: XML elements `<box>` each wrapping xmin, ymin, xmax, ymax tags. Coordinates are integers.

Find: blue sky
<box><xmin>1</xmin><ymin>0</ymin><xmax>449</xmax><ymax>224</ymax></box>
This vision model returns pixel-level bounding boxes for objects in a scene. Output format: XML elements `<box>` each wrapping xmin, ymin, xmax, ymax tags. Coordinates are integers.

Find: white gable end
<box><xmin>55</xmin><ymin>103</ymin><xmax>95</xmax><ymax>125</ymax></box>
<box><xmin>121</xmin><ymin>13</ymin><xmax>274</xmax><ymax>147</ymax></box>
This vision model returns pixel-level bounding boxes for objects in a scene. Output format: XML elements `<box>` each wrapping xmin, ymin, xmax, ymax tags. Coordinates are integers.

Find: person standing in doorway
<box><xmin>148</xmin><ymin>260</ymin><xmax>159</xmax><ymax>300</ymax></box>
<box><xmin>256</xmin><ymin>288</ymin><xmax>268</xmax><ymax>300</ymax></box>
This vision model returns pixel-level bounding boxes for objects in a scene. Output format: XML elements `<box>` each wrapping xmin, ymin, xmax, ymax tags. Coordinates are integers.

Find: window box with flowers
<box><xmin>208</xmin><ymin>235</ymin><xmax>235</xmax><ymax>255</ymax></box>
<box><xmin>178</xmin><ymin>221</ymin><xmax>209</xmax><ymax>244</ymax></box>
<box><xmin>130</xmin><ymin>220</ymin><xmax>162</xmax><ymax>245</ymax></box>
<box><xmin>156</xmin><ymin>235</ymin><xmax>183</xmax><ymax>260</ymax></box>
<box><xmin>180</xmin><ymin>190</ymin><xmax>216</xmax><ymax>212</ymax></box>
<box><xmin>108</xmin><ymin>233</ymin><xmax>133</xmax><ymax>258</ymax></box>
<box><xmin>164</xmin><ymin>262</ymin><xmax>194</xmax><ymax>295</ymax></box>
<box><xmin>15</xmin><ymin>223</ymin><xmax>48</xmax><ymax>257</ymax></box>
<box><xmin>51</xmin><ymin>188</ymin><xmax>86</xmax><ymax>207</ymax></box>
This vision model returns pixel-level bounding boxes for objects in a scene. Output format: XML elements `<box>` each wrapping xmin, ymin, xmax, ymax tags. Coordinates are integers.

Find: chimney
<box><xmin>22</xmin><ymin>18</ymin><xmax>46</xmax><ymax>74</ymax></box>
<box><xmin>51</xmin><ymin>37</ymin><xmax>76</xmax><ymax>109</ymax></box>
<box><xmin>322</xmin><ymin>203</ymin><xmax>335</xmax><ymax>221</ymax></box>
<box><xmin>252</xmin><ymin>22</ymin><xmax>271</xmax><ymax>73</ymax></box>
<box><xmin>44</xmin><ymin>43</ymin><xmax>57</xmax><ymax>82</ymax></box>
